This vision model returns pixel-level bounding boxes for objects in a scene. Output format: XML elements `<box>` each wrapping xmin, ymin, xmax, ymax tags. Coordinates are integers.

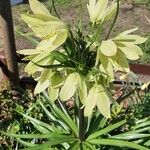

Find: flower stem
<box><xmin>105</xmin><ymin>0</ymin><xmax>120</xmax><ymax>40</ymax></box>
<box><xmin>51</xmin><ymin>0</ymin><xmax>61</xmax><ymax>19</ymax></box>
<box><xmin>79</xmin><ymin>105</ymin><xmax>85</xmax><ymax>142</ymax></box>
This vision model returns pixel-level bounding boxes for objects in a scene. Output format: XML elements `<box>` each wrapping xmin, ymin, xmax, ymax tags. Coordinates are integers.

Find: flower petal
<box><xmin>29</xmin><ymin>0</ymin><xmax>50</xmax><ymax>15</ymax></box>
<box><xmin>100</xmin><ymin>39</ymin><xmax>117</xmax><ymax>56</ymax></box>
<box><xmin>84</xmin><ymin>85</ymin><xmax>98</xmax><ymax>116</ymax></box>
<box><xmin>96</xmin><ymin>88</ymin><xmax>111</xmax><ymax>118</ymax></box>
<box><xmin>59</xmin><ymin>73</ymin><xmax>79</xmax><ymax>101</ymax></box>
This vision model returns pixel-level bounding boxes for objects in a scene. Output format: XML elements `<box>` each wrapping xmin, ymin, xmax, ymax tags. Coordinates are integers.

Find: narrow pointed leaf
<box><xmin>111</xmin><ymin>133</ymin><xmax>150</xmax><ymax>140</ymax></box>
<box><xmin>16</xmin><ymin>112</ymin><xmax>58</xmax><ymax>133</ymax></box>
<box><xmin>87</xmin><ymin>119</ymin><xmax>126</xmax><ymax>140</ymax></box>
<box><xmin>89</xmin><ymin>139</ymin><xmax>149</xmax><ymax>150</ymax></box>
<box><xmin>16</xmin><ymin>138</ymin><xmax>35</xmax><ymax>147</ymax></box>
<box><xmin>0</xmin><ymin>131</ymin><xmax>68</xmax><ymax>139</ymax></box>
<box><xmin>23</xmin><ymin>137</ymin><xmax>77</xmax><ymax>150</ymax></box>
<box><xmin>47</xmin><ymin>101</ymin><xmax>78</xmax><ymax>136</ymax></box>
<box><xmin>68</xmin><ymin>141</ymin><xmax>80</xmax><ymax>150</ymax></box>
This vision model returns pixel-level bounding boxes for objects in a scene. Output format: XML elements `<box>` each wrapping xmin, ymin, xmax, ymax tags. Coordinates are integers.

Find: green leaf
<box><xmin>89</xmin><ymin>139</ymin><xmax>149</xmax><ymax>150</ymax></box>
<box><xmin>136</xmin><ymin>118</ymin><xmax>149</xmax><ymax>124</ymax></box>
<box><xmin>111</xmin><ymin>133</ymin><xmax>150</xmax><ymax>140</ymax></box>
<box><xmin>68</xmin><ymin>141</ymin><xmax>80</xmax><ymax>150</ymax></box>
<box><xmin>60</xmin><ymin>73</ymin><xmax>79</xmax><ymax>101</ymax></box>
<box><xmin>51</xmin><ymin>51</ymin><xmax>69</xmax><ymax>64</ymax></box>
<box><xmin>17</xmin><ymin>112</ymin><xmax>58</xmax><ymax>133</ymax></box>
<box><xmin>47</xmin><ymin>100</ymin><xmax>78</xmax><ymax>136</ymax></box>
<box><xmin>144</xmin><ymin>140</ymin><xmax>150</xmax><ymax>146</ymax></box>
<box><xmin>29</xmin><ymin>0</ymin><xmax>51</xmax><ymax>15</ymax></box>
<box><xmin>84</xmin><ymin>142</ymin><xmax>96</xmax><ymax>150</ymax></box>
<box><xmin>23</xmin><ymin>137</ymin><xmax>77</xmax><ymax>150</ymax></box>
<box><xmin>38</xmin><ymin>99</ymin><xmax>69</xmax><ymax>133</ymax></box>
<box><xmin>32</xmin><ymin>123</ymin><xmax>50</xmax><ymax>133</ymax></box>
<box><xmin>86</xmin><ymin>115</ymin><xmax>107</xmax><ymax>137</ymax></box>
<box><xmin>16</xmin><ymin>138</ymin><xmax>35</xmax><ymax>147</ymax></box>
<box><xmin>0</xmin><ymin>131</ymin><xmax>68</xmax><ymax>139</ymax></box>
<box><xmin>100</xmin><ymin>39</ymin><xmax>117</xmax><ymax>56</ymax></box>
<box><xmin>87</xmin><ymin>119</ymin><xmax>126</xmax><ymax>140</ymax></box>
<box><xmin>133</xmin><ymin>120</ymin><xmax>150</xmax><ymax>130</ymax></box>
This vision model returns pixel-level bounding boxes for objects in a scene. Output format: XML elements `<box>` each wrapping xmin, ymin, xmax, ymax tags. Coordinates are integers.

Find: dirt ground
<box><xmin>0</xmin><ymin>2</ymin><xmax>149</xmax><ymax>51</ymax></box>
<box><xmin>0</xmin><ymin>2</ymin><xmax>149</xmax><ymax>80</ymax></box>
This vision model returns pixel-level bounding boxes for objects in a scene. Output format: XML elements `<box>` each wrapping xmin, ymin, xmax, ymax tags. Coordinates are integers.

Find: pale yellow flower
<box><xmin>87</xmin><ymin>0</ymin><xmax>117</xmax><ymax>24</ymax></box>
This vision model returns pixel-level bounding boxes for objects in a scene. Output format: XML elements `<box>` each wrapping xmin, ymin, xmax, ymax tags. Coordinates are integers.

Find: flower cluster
<box><xmin>18</xmin><ymin>0</ymin><xmax>147</xmax><ymax>118</ymax></box>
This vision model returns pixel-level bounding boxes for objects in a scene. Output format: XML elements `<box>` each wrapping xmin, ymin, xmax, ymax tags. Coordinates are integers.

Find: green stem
<box><xmin>76</xmin><ymin>92</ymin><xmax>85</xmax><ymax>149</ymax></box>
<box><xmin>105</xmin><ymin>0</ymin><xmax>120</xmax><ymax>40</ymax></box>
<box><xmin>88</xmin><ymin>22</ymin><xmax>103</xmax><ymax>49</ymax></box>
<box><xmin>79</xmin><ymin>106</ymin><xmax>85</xmax><ymax>142</ymax></box>
<box><xmin>51</xmin><ymin>0</ymin><xmax>61</xmax><ymax>19</ymax></box>
<box><xmin>95</xmin><ymin>47</ymin><xmax>100</xmax><ymax>68</ymax></box>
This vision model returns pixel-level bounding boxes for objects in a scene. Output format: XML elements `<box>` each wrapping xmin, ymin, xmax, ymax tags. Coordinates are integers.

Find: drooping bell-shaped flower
<box><xmin>87</xmin><ymin>0</ymin><xmax>117</xmax><ymax>24</ymax></box>
<box><xmin>21</xmin><ymin>0</ymin><xmax>68</xmax><ymax>51</ymax></box>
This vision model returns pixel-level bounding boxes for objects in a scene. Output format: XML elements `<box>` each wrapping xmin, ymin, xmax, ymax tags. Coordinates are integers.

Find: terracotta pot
<box><xmin>130</xmin><ymin>64</ymin><xmax>150</xmax><ymax>75</ymax></box>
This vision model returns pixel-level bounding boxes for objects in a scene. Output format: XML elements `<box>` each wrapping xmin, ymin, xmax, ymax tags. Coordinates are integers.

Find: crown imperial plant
<box><xmin>18</xmin><ymin>0</ymin><xmax>147</xmax><ymax>118</ymax></box>
<box><xmin>2</xmin><ymin>0</ymin><xmax>150</xmax><ymax>150</ymax></box>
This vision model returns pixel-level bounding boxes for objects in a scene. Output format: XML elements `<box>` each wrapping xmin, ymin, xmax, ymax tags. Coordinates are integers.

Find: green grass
<box><xmin>134</xmin><ymin>0</ymin><xmax>150</xmax><ymax>5</ymax></box>
<box><xmin>139</xmin><ymin>35</ymin><xmax>150</xmax><ymax>64</ymax></box>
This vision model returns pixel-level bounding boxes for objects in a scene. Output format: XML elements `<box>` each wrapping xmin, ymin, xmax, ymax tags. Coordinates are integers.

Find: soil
<box><xmin>0</xmin><ymin>1</ymin><xmax>150</xmax><ymax>82</ymax></box>
<box><xmin>0</xmin><ymin>2</ymin><xmax>149</xmax><ymax>51</ymax></box>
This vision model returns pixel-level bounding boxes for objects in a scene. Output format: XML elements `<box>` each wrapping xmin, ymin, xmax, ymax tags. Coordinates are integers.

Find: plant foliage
<box><xmin>1</xmin><ymin>0</ymin><xmax>149</xmax><ymax>149</ymax></box>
